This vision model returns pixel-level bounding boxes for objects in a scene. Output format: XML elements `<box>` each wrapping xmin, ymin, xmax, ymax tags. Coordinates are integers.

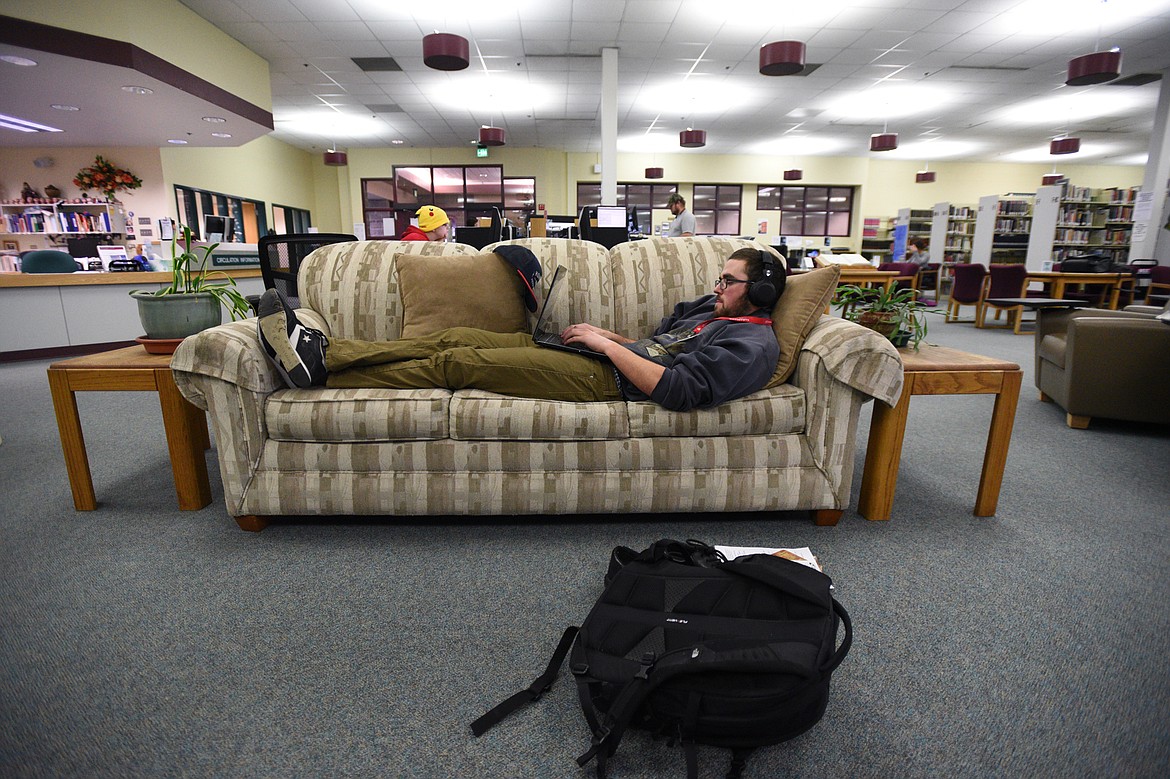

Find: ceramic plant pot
<box><xmin>856</xmin><ymin>310</ymin><xmax>901</xmax><ymax>338</ymax></box>
<box><xmin>132</xmin><ymin>291</ymin><xmax>222</xmax><ymax>340</ymax></box>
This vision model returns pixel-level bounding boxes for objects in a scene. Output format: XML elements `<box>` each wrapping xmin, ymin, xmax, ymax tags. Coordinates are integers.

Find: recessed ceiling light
<box><xmin>1</xmin><ymin>55</ymin><xmax>37</xmax><ymax>67</ymax></box>
<box><xmin>211</xmin><ymin>132</ymin><xmax>232</xmax><ymax>138</ymax></box>
<box><xmin>167</xmin><ymin>139</ymin><xmax>188</xmax><ymax>144</ymax></box>
<box><xmin>202</xmin><ymin>116</ymin><xmax>226</xmax><ymax>123</ymax></box>
<box><xmin>121</xmin><ymin>85</ymin><xmax>153</xmax><ymax>95</ymax></box>
<box><xmin>51</xmin><ymin>104</ymin><xmax>79</xmax><ymax>111</ymax></box>
<box><xmin>391</xmin><ymin>139</ymin><xmax>404</xmax><ymax>144</ymax></box>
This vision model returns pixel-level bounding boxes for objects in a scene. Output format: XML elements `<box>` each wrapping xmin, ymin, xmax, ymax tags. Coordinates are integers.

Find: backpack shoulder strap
<box><xmin>470</xmin><ymin>626</ymin><xmax>577</xmax><ymax>737</ymax></box>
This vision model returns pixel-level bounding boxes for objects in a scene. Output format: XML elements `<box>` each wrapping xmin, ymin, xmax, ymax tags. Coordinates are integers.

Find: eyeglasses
<box><xmin>715</xmin><ymin>275</ymin><xmax>752</xmax><ymax>290</ymax></box>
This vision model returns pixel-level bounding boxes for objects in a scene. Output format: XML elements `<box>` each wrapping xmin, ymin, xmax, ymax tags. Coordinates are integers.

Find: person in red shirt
<box><xmin>400</xmin><ymin>205</ymin><xmax>450</xmax><ymax>241</ymax></box>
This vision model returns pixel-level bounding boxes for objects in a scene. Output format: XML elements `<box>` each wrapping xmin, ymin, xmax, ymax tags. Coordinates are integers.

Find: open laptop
<box><xmin>531</xmin><ymin>265</ymin><xmax>610</xmax><ymax>360</ymax></box>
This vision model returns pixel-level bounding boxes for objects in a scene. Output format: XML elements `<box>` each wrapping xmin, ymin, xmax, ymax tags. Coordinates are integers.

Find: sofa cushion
<box><xmin>265</xmin><ymin>388</ymin><xmax>452</xmax><ymax>442</ymax></box>
<box><xmin>449</xmin><ymin>390</ymin><xmax>630</xmax><ymax>440</ymax></box>
<box><xmin>628</xmin><ymin>384</ymin><xmax>805</xmax><ymax>438</ymax></box>
<box><xmin>765</xmin><ymin>265</ymin><xmax>841</xmax><ymax>387</ymax></box>
<box><xmin>397</xmin><ymin>252</ymin><xmax>529</xmax><ymax>338</ymax></box>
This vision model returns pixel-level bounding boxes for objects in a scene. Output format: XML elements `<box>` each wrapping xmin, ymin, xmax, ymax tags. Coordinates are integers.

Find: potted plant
<box><xmin>131</xmin><ymin>225</ymin><xmax>252</xmax><ymax>345</ymax></box>
<box><xmin>834</xmin><ymin>283</ymin><xmax>928</xmax><ymax>349</ymax></box>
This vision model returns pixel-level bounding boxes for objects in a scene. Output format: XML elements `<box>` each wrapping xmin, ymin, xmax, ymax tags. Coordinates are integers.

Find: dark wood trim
<box><xmin>0</xmin><ymin>15</ymin><xmax>273</xmax><ymax>130</ymax></box>
<box><xmin>1</xmin><ymin>340</ymin><xmax>138</xmax><ymax>364</ymax></box>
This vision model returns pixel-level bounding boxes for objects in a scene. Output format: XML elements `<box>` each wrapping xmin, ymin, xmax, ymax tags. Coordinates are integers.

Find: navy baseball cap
<box><xmin>493</xmin><ymin>245</ymin><xmax>543</xmax><ymax>312</ymax></box>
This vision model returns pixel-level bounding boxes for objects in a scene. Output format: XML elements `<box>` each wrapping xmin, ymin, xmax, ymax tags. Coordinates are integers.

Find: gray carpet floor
<box><xmin>2</xmin><ymin>309</ymin><xmax>1168</xmax><ymax>778</ymax></box>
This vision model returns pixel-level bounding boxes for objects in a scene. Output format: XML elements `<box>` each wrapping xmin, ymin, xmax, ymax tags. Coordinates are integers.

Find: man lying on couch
<box><xmin>257</xmin><ymin>247</ymin><xmax>783</xmax><ymax>412</ymax></box>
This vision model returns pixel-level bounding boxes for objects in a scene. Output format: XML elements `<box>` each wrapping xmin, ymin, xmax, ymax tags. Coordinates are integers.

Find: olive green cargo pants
<box><xmin>324</xmin><ymin>327</ymin><xmax>622</xmax><ymax>402</ymax></box>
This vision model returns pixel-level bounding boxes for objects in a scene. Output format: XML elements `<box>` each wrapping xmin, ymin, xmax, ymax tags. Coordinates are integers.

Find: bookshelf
<box><xmin>930</xmin><ymin>202</ymin><xmax>975</xmax><ymax>264</ymax></box>
<box><xmin>1022</xmin><ymin>183</ymin><xmax>1141</xmax><ymax>268</ymax></box>
<box><xmin>973</xmin><ymin>193</ymin><xmax>1033</xmax><ymax>266</ymax></box>
<box><xmin>0</xmin><ymin>199</ymin><xmax>126</xmax><ymax>241</ymax></box>
<box><xmin>861</xmin><ymin>216</ymin><xmax>891</xmax><ymax>261</ymax></box>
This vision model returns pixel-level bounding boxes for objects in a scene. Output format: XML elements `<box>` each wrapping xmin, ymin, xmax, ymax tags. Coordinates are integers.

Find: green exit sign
<box><xmin>476</xmin><ymin>143</ymin><xmax>488</xmax><ymax>158</ymax></box>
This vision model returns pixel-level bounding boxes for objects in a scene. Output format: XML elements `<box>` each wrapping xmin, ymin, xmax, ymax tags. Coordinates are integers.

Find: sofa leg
<box><xmin>812</xmin><ymin>509</ymin><xmax>842</xmax><ymax>526</ymax></box>
<box><xmin>1066</xmin><ymin>414</ymin><xmax>1090</xmax><ymax>429</ymax></box>
<box><xmin>1039</xmin><ymin>391</ymin><xmax>1051</xmax><ymax>402</ymax></box>
<box><xmin>235</xmin><ymin>514</ymin><xmax>269</xmax><ymax>532</ymax></box>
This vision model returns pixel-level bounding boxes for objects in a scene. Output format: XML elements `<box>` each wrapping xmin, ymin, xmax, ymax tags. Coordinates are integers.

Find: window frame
<box><xmin>691</xmin><ymin>184</ymin><xmax>742</xmax><ymax>236</ymax></box>
<box><xmin>756</xmin><ymin>185</ymin><xmax>855</xmax><ymax>237</ymax></box>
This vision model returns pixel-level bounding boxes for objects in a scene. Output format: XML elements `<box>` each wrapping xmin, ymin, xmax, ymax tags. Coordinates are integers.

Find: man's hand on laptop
<box><xmin>560</xmin><ymin>323</ymin><xmax>632</xmax><ymax>345</ymax></box>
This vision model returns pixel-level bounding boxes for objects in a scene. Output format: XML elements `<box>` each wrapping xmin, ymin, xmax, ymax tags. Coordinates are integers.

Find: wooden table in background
<box><xmin>47</xmin><ymin>346</ymin><xmax>211</xmax><ymax>511</ymax></box>
<box><xmin>1024</xmin><ymin>271</ymin><xmax>1124</xmax><ymax>309</ymax></box>
<box><xmin>858</xmin><ymin>344</ymin><xmax>1022</xmax><ymax>521</ymax></box>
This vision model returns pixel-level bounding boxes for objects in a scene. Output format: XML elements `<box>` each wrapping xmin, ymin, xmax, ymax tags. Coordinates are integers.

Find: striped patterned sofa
<box><xmin>172</xmin><ymin>236</ymin><xmax>902</xmax><ymax>531</ymax></box>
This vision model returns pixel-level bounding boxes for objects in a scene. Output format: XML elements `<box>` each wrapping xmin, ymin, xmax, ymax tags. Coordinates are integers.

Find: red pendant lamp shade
<box><xmin>478</xmin><ymin>126</ymin><xmax>506</xmax><ymax>146</ymax></box>
<box><xmin>1050</xmin><ymin>137</ymin><xmax>1080</xmax><ymax>155</ymax></box>
<box><xmin>783</xmin><ymin>169</ymin><xmax>803</xmax><ymax>181</ymax></box>
<box><xmin>423</xmin><ymin>33</ymin><xmax>470</xmax><ymax>71</ymax></box>
<box><xmin>870</xmin><ymin>133</ymin><xmax>898</xmax><ymax>152</ymax></box>
<box><xmin>323</xmin><ymin>150</ymin><xmax>347</xmax><ymax>166</ymax></box>
<box><xmin>1066</xmin><ymin>50</ymin><xmax>1122</xmax><ymax>86</ymax></box>
<box><xmin>1042</xmin><ymin>173</ymin><xmax>1065</xmax><ymax>186</ymax></box>
<box><xmin>759</xmin><ymin>41</ymin><xmax>807</xmax><ymax>76</ymax></box>
<box><xmin>680</xmin><ymin>129</ymin><xmax>707</xmax><ymax>148</ymax></box>
<box><xmin>645</xmin><ymin>167</ymin><xmax>664</xmax><ymax>179</ymax></box>
<box><xmin>915</xmin><ymin>171</ymin><xmax>936</xmax><ymax>183</ymax></box>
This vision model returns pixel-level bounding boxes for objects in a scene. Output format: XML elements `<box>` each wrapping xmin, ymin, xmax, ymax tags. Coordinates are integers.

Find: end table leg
<box><xmin>47</xmin><ymin>368</ymin><xmax>97</xmax><ymax>511</ymax></box>
<box><xmin>156</xmin><ymin>369</ymin><xmax>212</xmax><ymax>511</ymax></box>
<box><xmin>858</xmin><ymin>382</ymin><xmax>913</xmax><ymax>521</ymax></box>
<box><xmin>974</xmin><ymin>370</ymin><xmax>1022</xmax><ymax>516</ymax></box>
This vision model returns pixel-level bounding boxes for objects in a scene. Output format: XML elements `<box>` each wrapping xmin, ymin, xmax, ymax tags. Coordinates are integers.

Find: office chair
<box><xmin>20</xmin><ymin>249</ymin><xmax>78</xmax><ymax>273</ymax></box>
<box><xmin>1145</xmin><ymin>265</ymin><xmax>1170</xmax><ymax>307</ymax></box>
<box><xmin>255</xmin><ymin>232</ymin><xmax>358</xmax><ymax>309</ymax></box>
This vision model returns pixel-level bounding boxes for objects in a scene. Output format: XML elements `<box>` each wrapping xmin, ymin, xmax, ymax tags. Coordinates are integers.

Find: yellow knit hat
<box><xmin>415</xmin><ymin>205</ymin><xmax>449</xmax><ymax>233</ymax></box>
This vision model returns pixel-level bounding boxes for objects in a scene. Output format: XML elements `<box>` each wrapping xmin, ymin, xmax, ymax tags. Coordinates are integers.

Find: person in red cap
<box><xmin>399</xmin><ymin>205</ymin><xmax>450</xmax><ymax>241</ymax></box>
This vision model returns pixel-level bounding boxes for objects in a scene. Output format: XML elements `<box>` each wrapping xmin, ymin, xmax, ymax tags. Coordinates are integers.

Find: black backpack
<box><xmin>472</xmin><ymin>539</ymin><xmax>852</xmax><ymax>779</ymax></box>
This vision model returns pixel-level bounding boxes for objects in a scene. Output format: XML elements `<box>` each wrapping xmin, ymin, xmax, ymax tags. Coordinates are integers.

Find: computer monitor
<box><xmin>596</xmin><ymin>205</ymin><xmax>626</xmax><ymax>228</ymax></box>
<box><xmin>204</xmin><ymin>214</ymin><xmax>232</xmax><ymax>242</ymax></box>
<box><xmin>66</xmin><ymin>236</ymin><xmax>103</xmax><ymax>259</ymax></box>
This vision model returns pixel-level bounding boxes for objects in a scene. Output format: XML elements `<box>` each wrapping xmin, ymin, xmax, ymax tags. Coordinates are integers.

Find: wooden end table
<box><xmin>47</xmin><ymin>345</ymin><xmax>212</xmax><ymax>511</ymax></box>
<box><xmin>857</xmin><ymin>344</ymin><xmax>1022</xmax><ymax>521</ymax></box>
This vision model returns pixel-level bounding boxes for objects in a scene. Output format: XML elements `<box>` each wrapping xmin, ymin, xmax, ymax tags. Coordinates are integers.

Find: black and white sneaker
<box><xmin>257</xmin><ymin>288</ymin><xmax>328</xmax><ymax>388</ymax></box>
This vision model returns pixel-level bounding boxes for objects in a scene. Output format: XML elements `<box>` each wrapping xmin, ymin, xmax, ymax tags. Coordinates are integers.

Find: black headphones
<box><xmin>748</xmin><ymin>248</ymin><xmax>782</xmax><ymax>308</ymax></box>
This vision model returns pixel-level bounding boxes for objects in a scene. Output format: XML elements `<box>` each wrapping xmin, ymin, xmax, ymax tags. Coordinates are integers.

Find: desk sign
<box><xmin>210</xmin><ymin>252</ymin><xmax>259</xmax><ymax>267</ymax></box>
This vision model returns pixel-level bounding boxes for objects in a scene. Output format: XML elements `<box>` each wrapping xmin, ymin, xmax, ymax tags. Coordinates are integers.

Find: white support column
<box><xmin>600</xmin><ymin>47</ymin><xmax>618</xmax><ymax>205</ymax></box>
<box><xmin>1132</xmin><ymin>67</ymin><xmax>1170</xmax><ymax>262</ymax></box>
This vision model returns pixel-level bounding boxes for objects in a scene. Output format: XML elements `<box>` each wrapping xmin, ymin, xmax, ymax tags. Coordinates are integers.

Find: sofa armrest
<box><xmin>170</xmin><ymin>308</ymin><xmax>331</xmax><ymax>395</ymax></box>
<box><xmin>795</xmin><ymin>317</ymin><xmax>904</xmax><ymax>407</ymax></box>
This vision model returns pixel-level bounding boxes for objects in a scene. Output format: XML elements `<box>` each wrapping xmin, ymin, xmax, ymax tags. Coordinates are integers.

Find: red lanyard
<box><xmin>690</xmin><ymin>315</ymin><xmax>773</xmax><ymax>334</ymax></box>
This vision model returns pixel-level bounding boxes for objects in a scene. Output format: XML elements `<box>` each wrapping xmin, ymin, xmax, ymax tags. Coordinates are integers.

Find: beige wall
<box><xmin>5</xmin><ymin>0</ymin><xmax>271</xmax><ymax>109</ymax></box>
<box><xmin>322</xmin><ymin>147</ymin><xmax>1143</xmax><ymax>249</ymax></box>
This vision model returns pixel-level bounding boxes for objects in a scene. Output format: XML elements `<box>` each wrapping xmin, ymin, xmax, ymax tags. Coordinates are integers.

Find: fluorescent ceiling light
<box><xmin>700</xmin><ymin>0</ymin><xmax>849</xmax><ymax>28</ymax></box>
<box><xmin>121</xmin><ymin>85</ymin><xmax>153</xmax><ymax>95</ymax></box>
<box><xmin>982</xmin><ymin>0</ymin><xmax>1170</xmax><ymax>36</ymax></box>
<box><xmin>880</xmin><ymin>139</ymin><xmax>984</xmax><ymax>159</ymax></box>
<box><xmin>635</xmin><ymin>78</ymin><xmax>757</xmax><ymax>115</ymax></box>
<box><xmin>998</xmin><ymin>140</ymin><xmax>1120</xmax><ymax>162</ymax></box>
<box><xmin>275</xmin><ymin>111</ymin><xmax>389</xmax><ymax>138</ymax></box>
<box><xmin>822</xmin><ymin>85</ymin><xmax>956</xmax><ymax>122</ymax></box>
<box><xmin>51</xmin><ymin>104</ymin><xmax>79</xmax><ymax>111</ymax></box>
<box><xmin>745</xmin><ymin>135</ymin><xmax>848</xmax><ymax>156</ymax></box>
<box><xmin>0</xmin><ymin>113</ymin><xmax>63</xmax><ymax>132</ymax></box>
<box><xmin>993</xmin><ymin>90</ymin><xmax>1152</xmax><ymax>126</ymax></box>
<box><xmin>430</xmin><ymin>74</ymin><xmax>553</xmax><ymax>115</ymax></box>
<box><xmin>1</xmin><ymin>55</ymin><xmax>37</xmax><ymax>66</ymax></box>
<box><xmin>617</xmin><ymin>133</ymin><xmax>677</xmax><ymax>154</ymax></box>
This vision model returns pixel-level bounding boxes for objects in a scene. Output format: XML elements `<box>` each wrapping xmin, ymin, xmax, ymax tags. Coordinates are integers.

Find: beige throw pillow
<box><xmin>764</xmin><ymin>264</ymin><xmax>841</xmax><ymax>387</ymax></box>
<box><xmin>397</xmin><ymin>252</ymin><xmax>529</xmax><ymax>339</ymax></box>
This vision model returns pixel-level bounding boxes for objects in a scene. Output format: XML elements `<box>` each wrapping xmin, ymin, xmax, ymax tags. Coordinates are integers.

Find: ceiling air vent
<box><xmin>352</xmin><ymin>57</ymin><xmax>402</xmax><ymax>72</ymax></box>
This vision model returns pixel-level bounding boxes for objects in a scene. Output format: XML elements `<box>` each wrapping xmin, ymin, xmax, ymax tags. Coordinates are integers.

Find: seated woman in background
<box><xmin>906</xmin><ymin>237</ymin><xmax>931</xmax><ymax>267</ymax></box>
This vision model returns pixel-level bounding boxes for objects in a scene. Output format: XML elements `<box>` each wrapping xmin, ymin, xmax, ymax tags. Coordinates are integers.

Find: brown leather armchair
<box><xmin>1035</xmin><ymin>306</ymin><xmax>1170</xmax><ymax>428</ymax></box>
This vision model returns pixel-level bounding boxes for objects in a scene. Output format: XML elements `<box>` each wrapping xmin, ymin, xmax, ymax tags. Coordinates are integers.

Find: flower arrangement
<box><xmin>73</xmin><ymin>155</ymin><xmax>142</xmax><ymax>200</ymax></box>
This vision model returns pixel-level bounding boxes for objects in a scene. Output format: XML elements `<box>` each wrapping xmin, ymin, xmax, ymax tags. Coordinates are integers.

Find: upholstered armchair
<box><xmin>1034</xmin><ymin>307</ymin><xmax>1170</xmax><ymax>428</ymax></box>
